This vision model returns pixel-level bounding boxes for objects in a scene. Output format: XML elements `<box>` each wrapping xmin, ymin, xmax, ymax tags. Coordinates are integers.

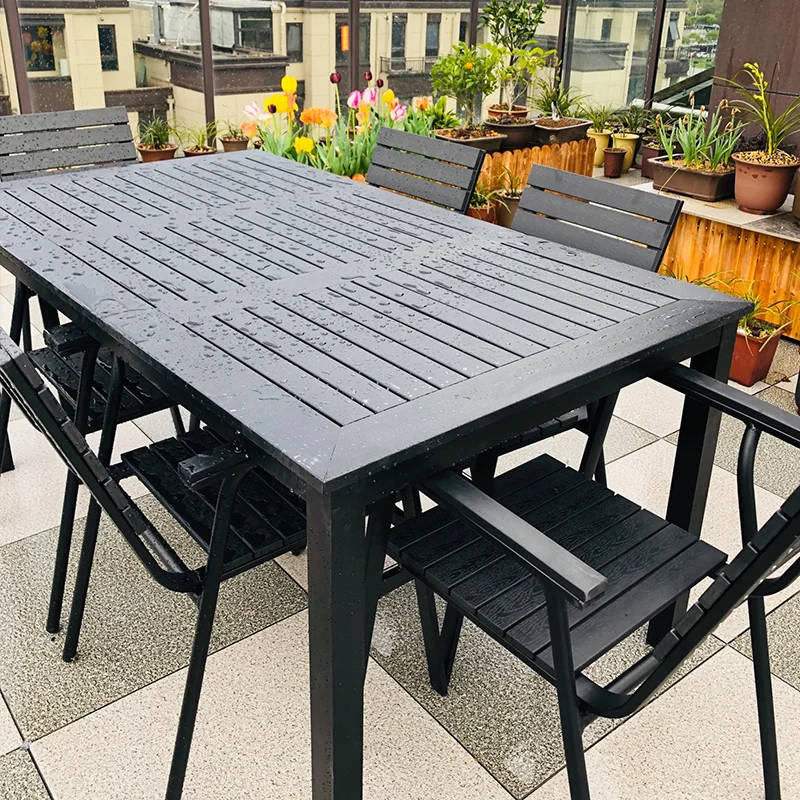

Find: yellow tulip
<box><xmin>382</xmin><ymin>89</ymin><xmax>395</xmax><ymax>105</ymax></box>
<box><xmin>294</xmin><ymin>136</ymin><xmax>314</xmax><ymax>153</ymax></box>
<box><xmin>281</xmin><ymin>75</ymin><xmax>298</xmax><ymax>94</ymax></box>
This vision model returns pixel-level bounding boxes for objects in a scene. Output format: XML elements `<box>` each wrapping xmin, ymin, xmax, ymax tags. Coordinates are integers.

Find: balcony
<box><xmin>379</xmin><ymin>56</ymin><xmax>438</xmax><ymax>75</ymax></box>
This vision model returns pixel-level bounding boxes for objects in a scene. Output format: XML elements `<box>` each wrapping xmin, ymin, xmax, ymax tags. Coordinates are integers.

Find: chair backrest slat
<box><xmin>366</xmin><ymin>128</ymin><xmax>484</xmax><ymax>215</ymax></box>
<box><xmin>512</xmin><ymin>165</ymin><xmax>683</xmax><ymax>272</ymax></box>
<box><xmin>0</xmin><ymin>107</ymin><xmax>136</xmax><ymax>181</ymax></box>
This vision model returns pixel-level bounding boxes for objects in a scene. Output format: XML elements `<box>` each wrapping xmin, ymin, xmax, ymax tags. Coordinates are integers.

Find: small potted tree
<box><xmin>481</xmin><ymin>0</ymin><xmax>549</xmax><ymax>118</ymax></box>
<box><xmin>583</xmin><ymin>104</ymin><xmax>616</xmax><ymax>167</ymax></box>
<box><xmin>483</xmin><ymin>44</ymin><xmax>550</xmax><ymax>149</ymax></box>
<box><xmin>137</xmin><ymin>113</ymin><xmax>178</xmax><ymax>162</ymax></box>
<box><xmin>431</xmin><ymin>43</ymin><xmax>506</xmax><ymax>151</ymax></box>
<box><xmin>531</xmin><ymin>64</ymin><xmax>590</xmax><ymax>145</ymax></box>
<box><xmin>218</xmin><ymin>120</ymin><xmax>250</xmax><ymax>152</ymax></box>
<box><xmin>650</xmin><ymin>100</ymin><xmax>743</xmax><ymax>201</ymax></box>
<box><xmin>725</xmin><ymin>62</ymin><xmax>800</xmax><ymax>214</ymax></box>
<box><xmin>182</xmin><ymin>121</ymin><xmax>217</xmax><ymax>157</ymax></box>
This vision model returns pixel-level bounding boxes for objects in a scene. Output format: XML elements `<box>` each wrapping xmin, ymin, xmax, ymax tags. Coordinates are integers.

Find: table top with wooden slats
<box><xmin>0</xmin><ymin>150</ymin><xmax>748</xmax><ymax>495</ymax></box>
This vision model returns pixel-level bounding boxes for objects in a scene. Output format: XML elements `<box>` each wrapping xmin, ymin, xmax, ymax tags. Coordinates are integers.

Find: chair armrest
<box><xmin>419</xmin><ymin>471</ymin><xmax>608</xmax><ymax>607</ymax></box>
<box><xmin>43</xmin><ymin>323</ymin><xmax>98</xmax><ymax>356</ymax></box>
<box><xmin>656</xmin><ymin>364</ymin><xmax>800</xmax><ymax>449</ymax></box>
<box><xmin>178</xmin><ymin>443</ymin><xmax>250</xmax><ymax>489</ymax></box>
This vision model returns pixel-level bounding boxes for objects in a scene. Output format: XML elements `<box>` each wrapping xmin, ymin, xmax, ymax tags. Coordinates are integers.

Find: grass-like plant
<box><xmin>531</xmin><ymin>62</ymin><xmax>587</xmax><ymax>118</ymax></box>
<box><xmin>582</xmin><ymin>103</ymin><xmax>616</xmax><ymax>132</ymax></box>
<box><xmin>138</xmin><ymin>113</ymin><xmax>174</xmax><ymax>149</ymax></box>
<box><xmin>182</xmin><ymin>121</ymin><xmax>217</xmax><ymax>151</ymax></box>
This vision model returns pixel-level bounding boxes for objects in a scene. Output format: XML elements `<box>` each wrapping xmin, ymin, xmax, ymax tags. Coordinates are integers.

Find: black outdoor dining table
<box><xmin>0</xmin><ymin>150</ymin><xmax>747</xmax><ymax>799</ymax></box>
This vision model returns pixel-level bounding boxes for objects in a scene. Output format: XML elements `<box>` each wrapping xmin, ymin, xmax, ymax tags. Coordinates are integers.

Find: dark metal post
<box><xmin>349</xmin><ymin>0</ymin><xmax>360</xmax><ymax>93</ymax></box>
<box><xmin>4</xmin><ymin>0</ymin><xmax>32</xmax><ymax>114</ymax></box>
<box><xmin>557</xmin><ymin>0</ymin><xmax>577</xmax><ymax>84</ymax></box>
<box><xmin>198</xmin><ymin>0</ymin><xmax>216</xmax><ymax>130</ymax></box>
<box><xmin>644</xmin><ymin>0</ymin><xmax>668</xmax><ymax>105</ymax></box>
<box><xmin>468</xmin><ymin>0</ymin><xmax>479</xmax><ymax>46</ymax></box>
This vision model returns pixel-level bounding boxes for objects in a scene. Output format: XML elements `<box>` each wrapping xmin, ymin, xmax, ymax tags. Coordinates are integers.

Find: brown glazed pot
<box><xmin>435</xmin><ymin>130</ymin><xmax>506</xmax><ymax>152</ymax></box>
<box><xmin>729</xmin><ymin>331</ymin><xmax>782</xmax><ymax>387</ymax></box>
<box><xmin>467</xmin><ymin>205</ymin><xmax>498</xmax><ymax>224</ymax></box>
<box><xmin>651</xmin><ymin>157</ymin><xmax>735</xmax><ymax>201</ymax></box>
<box><xmin>533</xmin><ymin>118</ymin><xmax>592</xmax><ymax>146</ymax></box>
<box><xmin>483</xmin><ymin>120</ymin><xmax>537</xmax><ymax>150</ymax></box>
<box><xmin>221</xmin><ymin>137</ymin><xmax>249</xmax><ymax>152</ymax></box>
<box><xmin>640</xmin><ymin>143</ymin><xmax>667</xmax><ymax>179</ymax></box>
<box><xmin>137</xmin><ymin>144</ymin><xmax>178</xmax><ymax>162</ymax></box>
<box><xmin>496</xmin><ymin>195</ymin><xmax>520</xmax><ymax>228</ymax></box>
<box><xmin>183</xmin><ymin>147</ymin><xmax>216</xmax><ymax>157</ymax></box>
<box><xmin>603</xmin><ymin>148</ymin><xmax>625</xmax><ymax>178</ymax></box>
<box><xmin>487</xmin><ymin>104</ymin><xmax>529</xmax><ymax>119</ymax></box>
<box><xmin>732</xmin><ymin>153</ymin><xmax>799</xmax><ymax>214</ymax></box>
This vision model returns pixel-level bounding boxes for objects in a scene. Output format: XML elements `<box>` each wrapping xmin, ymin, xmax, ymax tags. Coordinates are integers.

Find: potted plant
<box><xmin>612</xmin><ymin>104</ymin><xmax>649</xmax><ymax>173</ymax></box>
<box><xmin>496</xmin><ymin>166</ymin><xmax>524</xmax><ymax>227</ymax></box>
<box><xmin>640</xmin><ymin>112</ymin><xmax>674</xmax><ymax>179</ymax></box>
<box><xmin>725</xmin><ymin>62</ymin><xmax>800</xmax><ymax>214</ymax></box>
<box><xmin>182</xmin><ymin>121</ymin><xmax>217</xmax><ymax>157</ymax></box>
<box><xmin>715</xmin><ymin>275</ymin><xmax>799</xmax><ymax>386</ymax></box>
<box><xmin>603</xmin><ymin>147</ymin><xmax>626</xmax><ymax>178</ymax></box>
<box><xmin>431</xmin><ymin>43</ymin><xmax>506</xmax><ymax>151</ymax></box>
<box><xmin>218</xmin><ymin>119</ymin><xmax>249</xmax><ymax>152</ymax></box>
<box><xmin>583</xmin><ymin>104</ymin><xmax>616</xmax><ymax>167</ymax></box>
<box><xmin>530</xmin><ymin>63</ymin><xmax>590</xmax><ymax>146</ymax></box>
<box><xmin>137</xmin><ymin>113</ymin><xmax>178</xmax><ymax>162</ymax></box>
<box><xmin>467</xmin><ymin>179</ymin><xmax>505</xmax><ymax>223</ymax></box>
<box><xmin>480</xmin><ymin>0</ymin><xmax>549</xmax><ymax>118</ymax></box>
<box><xmin>650</xmin><ymin>100</ymin><xmax>743</xmax><ymax>201</ymax></box>
<box><xmin>483</xmin><ymin>44</ymin><xmax>550</xmax><ymax>149</ymax></box>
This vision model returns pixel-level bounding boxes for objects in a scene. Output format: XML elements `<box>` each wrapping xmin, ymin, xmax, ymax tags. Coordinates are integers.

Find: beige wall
<box><xmin>97</xmin><ymin>8</ymin><xmax>138</xmax><ymax>93</ymax></box>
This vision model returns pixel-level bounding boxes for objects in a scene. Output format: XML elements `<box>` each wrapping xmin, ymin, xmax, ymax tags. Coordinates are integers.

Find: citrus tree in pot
<box><xmin>481</xmin><ymin>0</ymin><xmax>548</xmax><ymax>118</ymax></box>
<box><xmin>431</xmin><ymin>43</ymin><xmax>505</xmax><ymax>151</ymax></box>
<box><xmin>650</xmin><ymin>100</ymin><xmax>743</xmax><ymax>201</ymax></box>
<box><xmin>725</xmin><ymin>62</ymin><xmax>800</xmax><ymax>214</ymax></box>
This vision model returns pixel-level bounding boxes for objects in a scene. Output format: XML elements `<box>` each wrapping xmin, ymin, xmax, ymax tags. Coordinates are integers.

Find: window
<box><xmin>425</xmin><ymin>15</ymin><xmax>440</xmax><ymax>58</ymax></box>
<box><xmin>391</xmin><ymin>14</ymin><xmax>406</xmax><ymax>60</ymax></box>
<box><xmin>98</xmin><ymin>25</ymin><xmax>118</xmax><ymax>71</ymax></box>
<box><xmin>335</xmin><ymin>14</ymin><xmax>370</xmax><ymax>67</ymax></box>
<box><xmin>600</xmin><ymin>18</ymin><xmax>612</xmax><ymax>41</ymax></box>
<box><xmin>22</xmin><ymin>24</ymin><xmax>57</xmax><ymax>72</ymax></box>
<box><xmin>286</xmin><ymin>22</ymin><xmax>303</xmax><ymax>62</ymax></box>
<box><xmin>236</xmin><ymin>9</ymin><xmax>273</xmax><ymax>52</ymax></box>
<box><xmin>459</xmin><ymin>13</ymin><xmax>469</xmax><ymax>43</ymax></box>
<box><xmin>666</xmin><ymin>12</ymin><xmax>680</xmax><ymax>49</ymax></box>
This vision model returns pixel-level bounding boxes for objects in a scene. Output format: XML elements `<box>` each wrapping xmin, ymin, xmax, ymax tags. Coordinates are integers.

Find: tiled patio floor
<box><xmin>2</xmin><ymin>269</ymin><xmax>800</xmax><ymax>798</ymax></box>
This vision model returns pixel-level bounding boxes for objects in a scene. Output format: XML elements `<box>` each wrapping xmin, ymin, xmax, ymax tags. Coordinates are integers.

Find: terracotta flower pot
<box><xmin>640</xmin><ymin>143</ymin><xmax>666</xmax><ymax>180</ymax></box>
<box><xmin>612</xmin><ymin>133</ymin><xmax>639</xmax><ymax>173</ymax></box>
<box><xmin>221</xmin><ymin>137</ymin><xmax>249</xmax><ymax>152</ymax></box>
<box><xmin>496</xmin><ymin>195</ymin><xmax>520</xmax><ymax>228</ymax></box>
<box><xmin>651</xmin><ymin>157</ymin><xmax>735</xmax><ymax>201</ymax></box>
<box><xmin>467</xmin><ymin>205</ymin><xmax>497</xmax><ymax>224</ymax></box>
<box><xmin>603</xmin><ymin>148</ymin><xmax>625</xmax><ymax>179</ymax></box>
<box><xmin>587</xmin><ymin>129</ymin><xmax>611</xmax><ymax>167</ymax></box>
<box><xmin>729</xmin><ymin>330</ymin><xmax>782</xmax><ymax>387</ymax></box>
<box><xmin>183</xmin><ymin>147</ymin><xmax>216</xmax><ymax>157</ymax></box>
<box><xmin>137</xmin><ymin>144</ymin><xmax>178</xmax><ymax>163</ymax></box>
<box><xmin>487</xmin><ymin>104</ymin><xmax>529</xmax><ymax>119</ymax></box>
<box><xmin>732</xmin><ymin>153</ymin><xmax>799</xmax><ymax>214</ymax></box>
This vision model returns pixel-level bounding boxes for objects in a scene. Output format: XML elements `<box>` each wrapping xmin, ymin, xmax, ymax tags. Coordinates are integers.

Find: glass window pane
<box><xmin>286</xmin><ymin>22</ymin><xmax>303</xmax><ymax>63</ymax></box>
<box><xmin>392</xmin><ymin>14</ymin><xmax>407</xmax><ymax>60</ymax></box>
<box><xmin>98</xmin><ymin>25</ymin><xmax>119</xmax><ymax>72</ymax></box>
<box><xmin>425</xmin><ymin>17</ymin><xmax>440</xmax><ymax>58</ymax></box>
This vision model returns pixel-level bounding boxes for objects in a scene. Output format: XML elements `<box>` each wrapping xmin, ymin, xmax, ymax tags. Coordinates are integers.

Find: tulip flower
<box><xmin>347</xmin><ymin>90</ymin><xmax>362</xmax><ymax>109</ymax></box>
<box><xmin>281</xmin><ymin>75</ymin><xmax>298</xmax><ymax>94</ymax></box>
<box><xmin>390</xmin><ymin>103</ymin><xmax>408</xmax><ymax>122</ymax></box>
<box><xmin>243</xmin><ymin>102</ymin><xmax>261</xmax><ymax>120</ymax></box>
<box><xmin>330</xmin><ymin>72</ymin><xmax>341</xmax><ymax>84</ymax></box>
<box><xmin>362</xmin><ymin>87</ymin><xmax>378</xmax><ymax>105</ymax></box>
<box><xmin>382</xmin><ymin>89</ymin><xmax>395</xmax><ymax>105</ymax></box>
<box><xmin>364</xmin><ymin>70</ymin><xmax>372</xmax><ymax>81</ymax></box>
<box><xmin>293</xmin><ymin>136</ymin><xmax>314</xmax><ymax>153</ymax></box>
<box><xmin>376</xmin><ymin>78</ymin><xmax>384</xmax><ymax>88</ymax></box>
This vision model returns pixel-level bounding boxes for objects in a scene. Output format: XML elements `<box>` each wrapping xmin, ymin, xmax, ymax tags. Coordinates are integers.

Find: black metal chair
<box><xmin>366</xmin><ymin>127</ymin><xmax>484</xmax><ymax>214</ymax></box>
<box><xmin>0</xmin><ymin>327</ymin><xmax>405</xmax><ymax>800</ymax></box>
<box><xmin>389</xmin><ymin>367</ymin><xmax>800</xmax><ymax>800</ymax></box>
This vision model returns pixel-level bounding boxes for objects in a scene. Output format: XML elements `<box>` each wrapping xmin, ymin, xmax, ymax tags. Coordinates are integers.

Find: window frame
<box><xmin>235</xmin><ymin>8</ymin><xmax>274</xmax><ymax>53</ymax></box>
<box><xmin>425</xmin><ymin>15</ymin><xmax>440</xmax><ymax>58</ymax></box>
<box><xmin>286</xmin><ymin>21</ymin><xmax>303</xmax><ymax>62</ymax></box>
<box><xmin>98</xmin><ymin>24</ymin><xmax>119</xmax><ymax>72</ymax></box>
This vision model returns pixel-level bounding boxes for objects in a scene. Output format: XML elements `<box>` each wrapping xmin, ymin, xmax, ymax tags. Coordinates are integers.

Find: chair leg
<box><xmin>169</xmin><ymin>406</ymin><xmax>186</xmax><ymax>436</ymax></box>
<box><xmin>165</xmin><ymin>470</ymin><xmax>245</xmax><ymax>800</ymax></box>
<box><xmin>62</xmin><ymin>356</ymin><xmax>125</xmax><ymax>662</ymax></box>
<box><xmin>0</xmin><ymin>282</ymin><xmax>31</xmax><ymax>474</ymax></box>
<box><xmin>593</xmin><ymin>455</ymin><xmax>607</xmax><ymax>487</ymax></box>
<box><xmin>471</xmin><ymin>453</ymin><xmax>498</xmax><ymax>493</ymax></box>
<box><xmin>414</xmin><ymin>582</ymin><xmax>463</xmax><ymax>696</ymax></box>
<box><xmin>187</xmin><ymin>413</ymin><xmax>201</xmax><ymax>432</ymax></box>
<box><xmin>749</xmin><ymin>596</ymin><xmax>781</xmax><ymax>800</ymax></box>
<box><xmin>21</xmin><ymin>304</ymin><xmax>31</xmax><ymax>353</ymax></box>
<box><xmin>47</xmin><ymin>348</ymin><xmax>99</xmax><ymax>634</ymax></box>
<box><xmin>545</xmin><ymin>586</ymin><xmax>591</xmax><ymax>800</ymax></box>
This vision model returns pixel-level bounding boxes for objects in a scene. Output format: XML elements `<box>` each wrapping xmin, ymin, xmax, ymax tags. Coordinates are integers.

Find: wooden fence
<box><xmin>479</xmin><ymin>137</ymin><xmax>596</xmax><ymax>188</ymax></box>
<box><xmin>662</xmin><ymin>212</ymin><xmax>800</xmax><ymax>339</ymax></box>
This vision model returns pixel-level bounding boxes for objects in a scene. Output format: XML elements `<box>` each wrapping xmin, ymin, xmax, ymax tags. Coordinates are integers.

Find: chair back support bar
<box><xmin>0</xmin><ymin>107</ymin><xmax>137</xmax><ymax>180</ymax></box>
<box><xmin>512</xmin><ymin>165</ymin><xmax>683</xmax><ymax>272</ymax></box>
<box><xmin>366</xmin><ymin>127</ymin><xmax>485</xmax><ymax>214</ymax></box>
<box><xmin>0</xmin><ymin>328</ymin><xmax>199</xmax><ymax>593</ymax></box>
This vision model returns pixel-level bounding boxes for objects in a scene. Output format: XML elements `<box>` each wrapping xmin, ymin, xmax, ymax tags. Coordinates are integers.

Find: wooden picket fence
<box><xmin>479</xmin><ymin>137</ymin><xmax>596</xmax><ymax>189</ymax></box>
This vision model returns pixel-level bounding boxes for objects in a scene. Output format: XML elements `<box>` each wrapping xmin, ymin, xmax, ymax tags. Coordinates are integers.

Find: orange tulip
<box><xmin>241</xmin><ymin>120</ymin><xmax>258</xmax><ymax>139</ymax></box>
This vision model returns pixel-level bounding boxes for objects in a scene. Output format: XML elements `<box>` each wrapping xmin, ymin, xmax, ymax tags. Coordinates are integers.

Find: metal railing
<box><xmin>379</xmin><ymin>56</ymin><xmax>437</xmax><ymax>75</ymax></box>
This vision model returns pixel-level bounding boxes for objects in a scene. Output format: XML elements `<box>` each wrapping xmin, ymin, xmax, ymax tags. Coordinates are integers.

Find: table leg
<box><xmin>306</xmin><ymin>487</ymin><xmax>368</xmax><ymax>800</ymax></box>
<box><xmin>647</xmin><ymin>323</ymin><xmax>736</xmax><ymax>644</ymax></box>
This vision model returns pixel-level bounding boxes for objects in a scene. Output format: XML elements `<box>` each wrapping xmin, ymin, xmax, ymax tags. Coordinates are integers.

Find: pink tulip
<box><xmin>243</xmin><ymin>102</ymin><xmax>261</xmax><ymax>120</ymax></box>
<box><xmin>347</xmin><ymin>90</ymin><xmax>362</xmax><ymax>109</ymax></box>
<box><xmin>362</xmin><ymin>87</ymin><xmax>378</xmax><ymax>105</ymax></box>
<box><xmin>390</xmin><ymin>103</ymin><xmax>408</xmax><ymax>122</ymax></box>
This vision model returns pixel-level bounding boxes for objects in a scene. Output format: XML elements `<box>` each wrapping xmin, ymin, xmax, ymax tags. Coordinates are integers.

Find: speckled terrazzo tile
<box><xmin>32</xmin><ymin>612</ymin><xmax>515</xmax><ymax>800</ymax></box>
<box><xmin>0</xmin><ymin>694</ymin><xmax>20</xmax><ymax>758</ymax></box>
<box><xmin>0</xmin><ymin>496</ymin><xmax>307</xmax><ymax>740</ymax></box>
<box><xmin>666</xmin><ymin>385</ymin><xmax>800</xmax><ymax>499</ymax></box>
<box><xmin>765</xmin><ymin>337</ymin><xmax>800</xmax><ymax>385</ymax></box>
<box><xmin>369</xmin><ymin>583</ymin><xmax>721</xmax><ymax>798</ymax></box>
<box><xmin>613</xmin><ymin>378</ymin><xmax>684</xmax><ymax>437</ymax></box>
<box><xmin>530</xmin><ymin>647</ymin><xmax>800</xmax><ymax>800</ymax></box>
<box><xmin>732</xmin><ymin>592</ymin><xmax>800</xmax><ymax>691</ymax></box>
<box><xmin>0</xmin><ymin>750</ymin><xmax>50</xmax><ymax>800</ymax></box>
